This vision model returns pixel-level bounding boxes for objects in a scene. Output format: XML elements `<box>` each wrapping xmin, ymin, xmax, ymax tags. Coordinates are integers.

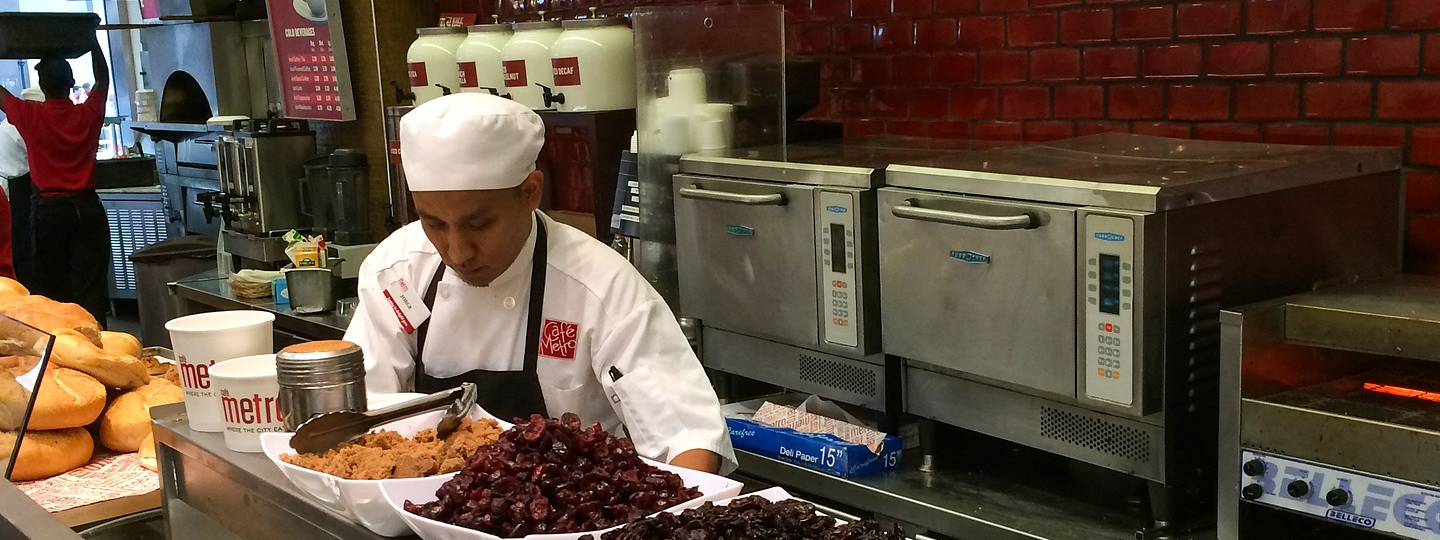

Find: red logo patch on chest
<box><xmin>539</xmin><ymin>319</ymin><xmax>579</xmax><ymax>360</ymax></box>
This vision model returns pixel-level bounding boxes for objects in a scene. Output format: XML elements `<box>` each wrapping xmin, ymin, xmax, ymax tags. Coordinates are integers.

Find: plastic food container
<box><xmin>407</xmin><ymin>27</ymin><xmax>468</xmax><ymax>105</ymax></box>
<box><xmin>550</xmin><ymin>18</ymin><xmax>635</xmax><ymax>112</ymax></box>
<box><xmin>0</xmin><ymin>12</ymin><xmax>100</xmax><ymax>59</ymax></box>
<box><xmin>380</xmin><ymin>459</ymin><xmax>744</xmax><ymax>540</ymax></box>
<box><xmin>500</xmin><ymin>21</ymin><xmax>564</xmax><ymax>110</ymax></box>
<box><xmin>456</xmin><ymin>24</ymin><xmax>513</xmax><ymax>96</ymax></box>
<box><xmin>261</xmin><ymin>402</ymin><xmax>512</xmax><ymax>537</ymax></box>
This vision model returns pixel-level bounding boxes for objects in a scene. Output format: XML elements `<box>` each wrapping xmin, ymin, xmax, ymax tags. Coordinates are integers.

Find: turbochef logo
<box><xmin>949</xmin><ymin>250</ymin><xmax>991</xmax><ymax>264</ymax></box>
<box><xmin>1095</xmin><ymin>232</ymin><xmax>1126</xmax><ymax>242</ymax></box>
<box><xmin>726</xmin><ymin>225</ymin><xmax>755</xmax><ymax>237</ymax></box>
<box><xmin>825</xmin><ymin>205</ymin><xmax>849</xmax><ymax>213</ymax></box>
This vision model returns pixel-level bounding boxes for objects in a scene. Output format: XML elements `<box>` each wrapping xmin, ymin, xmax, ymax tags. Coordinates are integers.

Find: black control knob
<box><xmin>1241</xmin><ymin>484</ymin><xmax>1264</xmax><ymax>500</ymax></box>
<box><xmin>1287</xmin><ymin>480</ymin><xmax>1311</xmax><ymax>498</ymax></box>
<box><xmin>1243</xmin><ymin>459</ymin><xmax>1267</xmax><ymax>477</ymax></box>
<box><xmin>1326</xmin><ymin>488</ymin><xmax>1350</xmax><ymax>507</ymax></box>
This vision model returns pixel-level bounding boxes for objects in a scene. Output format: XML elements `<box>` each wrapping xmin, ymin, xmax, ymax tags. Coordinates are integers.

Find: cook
<box><xmin>346</xmin><ymin>93</ymin><xmax>735</xmax><ymax>475</ymax></box>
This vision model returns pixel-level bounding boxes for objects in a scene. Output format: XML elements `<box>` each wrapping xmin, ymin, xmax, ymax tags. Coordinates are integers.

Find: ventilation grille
<box><xmin>106</xmin><ymin>202</ymin><xmax>170</xmax><ymax>296</ymax></box>
<box><xmin>1186</xmin><ymin>240</ymin><xmax>1225</xmax><ymax>414</ymax></box>
<box><xmin>1040</xmin><ymin>406</ymin><xmax>1152</xmax><ymax>463</ymax></box>
<box><xmin>798</xmin><ymin>355</ymin><xmax>877</xmax><ymax>397</ymax></box>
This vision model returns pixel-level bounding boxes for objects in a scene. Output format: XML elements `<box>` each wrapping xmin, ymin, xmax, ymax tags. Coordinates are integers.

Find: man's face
<box><xmin>412</xmin><ymin>171</ymin><xmax>544</xmax><ymax>287</ymax></box>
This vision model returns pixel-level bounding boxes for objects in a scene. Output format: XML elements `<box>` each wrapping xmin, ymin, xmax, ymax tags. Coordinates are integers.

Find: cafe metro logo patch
<box><xmin>540</xmin><ymin>319</ymin><xmax>579</xmax><ymax>360</ymax></box>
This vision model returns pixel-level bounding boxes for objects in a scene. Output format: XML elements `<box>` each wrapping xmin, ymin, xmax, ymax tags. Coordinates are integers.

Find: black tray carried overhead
<box><xmin>0</xmin><ymin>12</ymin><xmax>100</xmax><ymax>60</ymax></box>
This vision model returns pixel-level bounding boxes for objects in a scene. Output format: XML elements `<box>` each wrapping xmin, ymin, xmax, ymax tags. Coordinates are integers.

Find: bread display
<box><xmin>27</xmin><ymin>367</ymin><xmax>105</xmax><ymax>430</ymax></box>
<box><xmin>98</xmin><ymin>378</ymin><xmax>184</xmax><ymax>452</ymax></box>
<box><xmin>0</xmin><ymin>291</ymin><xmax>179</xmax><ymax>481</ymax></box>
<box><xmin>50</xmin><ymin>329</ymin><xmax>147</xmax><ymax>390</ymax></box>
<box><xmin>2</xmin><ymin>427</ymin><xmax>94</xmax><ymax>482</ymax></box>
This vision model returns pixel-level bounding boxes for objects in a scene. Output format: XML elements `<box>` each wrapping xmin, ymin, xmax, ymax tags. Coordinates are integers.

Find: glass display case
<box><xmin>0</xmin><ymin>314</ymin><xmax>58</xmax><ymax>482</ymax></box>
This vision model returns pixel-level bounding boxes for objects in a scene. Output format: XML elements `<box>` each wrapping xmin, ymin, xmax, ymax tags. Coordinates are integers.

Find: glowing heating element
<box><xmin>1362</xmin><ymin>382</ymin><xmax>1440</xmax><ymax>403</ymax></box>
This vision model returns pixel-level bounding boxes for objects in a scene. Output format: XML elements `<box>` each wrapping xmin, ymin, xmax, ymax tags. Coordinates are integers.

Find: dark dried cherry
<box><xmin>405</xmin><ymin>414</ymin><xmax>699</xmax><ymax>536</ymax></box>
<box><xmin>578</xmin><ymin>496</ymin><xmax>907</xmax><ymax>540</ymax></box>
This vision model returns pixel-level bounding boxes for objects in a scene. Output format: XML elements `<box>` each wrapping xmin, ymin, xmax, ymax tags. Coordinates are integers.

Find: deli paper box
<box><xmin>725</xmin><ymin>417</ymin><xmax>902</xmax><ymax>478</ymax></box>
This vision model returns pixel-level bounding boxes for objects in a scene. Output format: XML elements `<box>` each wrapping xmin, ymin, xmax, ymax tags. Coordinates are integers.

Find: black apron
<box><xmin>413</xmin><ymin>215</ymin><xmax>549</xmax><ymax>421</ymax></box>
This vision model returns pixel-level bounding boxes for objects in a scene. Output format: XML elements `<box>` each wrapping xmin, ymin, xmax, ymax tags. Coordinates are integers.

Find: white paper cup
<box><xmin>166</xmin><ymin>311</ymin><xmax>276</xmax><ymax>432</ymax></box>
<box><xmin>667</xmin><ymin>68</ymin><xmax>707</xmax><ymax>106</ymax></box>
<box><xmin>211</xmin><ymin>353</ymin><xmax>284</xmax><ymax>453</ymax></box>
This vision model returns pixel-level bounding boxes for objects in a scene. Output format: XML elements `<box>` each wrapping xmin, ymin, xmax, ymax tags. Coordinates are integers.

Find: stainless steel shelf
<box><xmin>1280</xmin><ymin>276</ymin><xmax>1440</xmax><ymax>363</ymax></box>
<box><xmin>734</xmin><ymin>450</ymin><xmax>1213</xmax><ymax>540</ymax></box>
<box><xmin>171</xmin><ymin>270</ymin><xmax>349</xmax><ymax>341</ymax></box>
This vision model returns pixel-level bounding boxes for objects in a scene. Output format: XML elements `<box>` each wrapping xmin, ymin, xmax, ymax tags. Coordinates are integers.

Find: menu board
<box><xmin>265</xmin><ymin>0</ymin><xmax>356</xmax><ymax>121</ymax></box>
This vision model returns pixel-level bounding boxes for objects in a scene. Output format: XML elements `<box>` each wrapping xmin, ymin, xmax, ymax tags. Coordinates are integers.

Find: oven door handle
<box><xmin>679</xmin><ymin>185</ymin><xmax>787</xmax><ymax>206</ymax></box>
<box><xmin>892</xmin><ymin>199</ymin><xmax>1035</xmax><ymax>230</ymax></box>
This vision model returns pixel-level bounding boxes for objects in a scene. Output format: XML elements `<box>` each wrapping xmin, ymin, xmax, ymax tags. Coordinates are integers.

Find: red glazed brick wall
<box><xmin>450</xmin><ymin>0</ymin><xmax>1440</xmax><ymax>274</ymax></box>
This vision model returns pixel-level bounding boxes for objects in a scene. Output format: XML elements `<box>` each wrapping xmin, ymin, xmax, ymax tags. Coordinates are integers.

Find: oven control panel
<box><xmin>1083</xmin><ymin>214</ymin><xmax>1135</xmax><ymax>407</ymax></box>
<box><xmin>1240</xmin><ymin>450</ymin><xmax>1440</xmax><ymax>540</ymax></box>
<box><xmin>818</xmin><ymin>190</ymin><xmax>858</xmax><ymax>348</ymax></box>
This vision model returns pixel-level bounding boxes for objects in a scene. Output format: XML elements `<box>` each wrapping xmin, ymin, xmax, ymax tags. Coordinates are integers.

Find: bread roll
<box><xmin>0</xmin><ymin>277</ymin><xmax>28</xmax><ymax>298</ymax></box>
<box><xmin>50</xmin><ymin>329</ymin><xmax>147</xmax><ymax>390</ymax></box>
<box><xmin>99</xmin><ymin>379</ymin><xmax>184</xmax><ymax>452</ymax></box>
<box><xmin>0</xmin><ymin>355</ymin><xmax>37</xmax><ymax>377</ymax></box>
<box><xmin>99</xmin><ymin>331</ymin><xmax>142</xmax><ymax>358</ymax></box>
<box><xmin>27</xmin><ymin>367</ymin><xmax>105</xmax><ymax>430</ymax></box>
<box><xmin>5</xmin><ymin>427</ymin><xmax>94</xmax><ymax>481</ymax></box>
<box><xmin>0</xmin><ymin>374</ymin><xmax>27</xmax><ymax>431</ymax></box>
<box><xmin>137</xmin><ymin>432</ymin><xmax>158</xmax><ymax>472</ymax></box>
<box><xmin>0</xmin><ymin>296</ymin><xmax>102</xmax><ymax>346</ymax></box>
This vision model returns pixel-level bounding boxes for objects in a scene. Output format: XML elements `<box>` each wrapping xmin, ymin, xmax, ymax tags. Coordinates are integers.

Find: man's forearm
<box><xmin>669</xmin><ymin>449</ymin><xmax>722</xmax><ymax>474</ymax></box>
<box><xmin>91</xmin><ymin>40</ymin><xmax>109</xmax><ymax>91</ymax></box>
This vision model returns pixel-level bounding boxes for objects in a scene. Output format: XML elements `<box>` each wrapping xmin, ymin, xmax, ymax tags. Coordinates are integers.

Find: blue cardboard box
<box><xmin>726</xmin><ymin>417</ymin><xmax>902</xmax><ymax>478</ymax></box>
<box><xmin>272</xmin><ymin>278</ymin><xmax>289</xmax><ymax>305</ymax></box>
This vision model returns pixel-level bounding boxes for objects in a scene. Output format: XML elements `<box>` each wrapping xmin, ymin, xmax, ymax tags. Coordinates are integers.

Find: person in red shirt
<box><xmin>0</xmin><ymin>38</ymin><xmax>111</xmax><ymax>324</ymax></box>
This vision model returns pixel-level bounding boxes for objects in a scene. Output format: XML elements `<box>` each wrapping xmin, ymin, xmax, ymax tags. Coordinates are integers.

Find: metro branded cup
<box><xmin>165</xmin><ymin>311</ymin><xmax>276</xmax><ymax>432</ymax></box>
<box><xmin>210</xmin><ymin>354</ymin><xmax>285</xmax><ymax>453</ymax></box>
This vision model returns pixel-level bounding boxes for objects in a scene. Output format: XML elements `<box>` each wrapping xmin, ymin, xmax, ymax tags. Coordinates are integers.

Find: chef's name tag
<box><xmin>383</xmin><ymin>277</ymin><xmax>430</xmax><ymax>334</ymax></box>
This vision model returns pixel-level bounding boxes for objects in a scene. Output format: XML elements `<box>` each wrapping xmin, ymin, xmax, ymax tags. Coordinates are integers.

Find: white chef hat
<box><xmin>399</xmin><ymin>93</ymin><xmax>545</xmax><ymax>192</ymax></box>
<box><xmin>19</xmin><ymin>87</ymin><xmax>43</xmax><ymax>102</ymax></box>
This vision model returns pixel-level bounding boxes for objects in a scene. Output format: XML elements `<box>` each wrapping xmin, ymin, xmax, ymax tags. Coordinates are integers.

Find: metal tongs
<box><xmin>288</xmin><ymin>383</ymin><xmax>478</xmax><ymax>454</ymax></box>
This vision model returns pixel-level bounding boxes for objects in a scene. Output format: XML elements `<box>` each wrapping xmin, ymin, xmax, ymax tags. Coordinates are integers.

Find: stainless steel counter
<box><xmin>150</xmin><ymin>402</ymin><xmax>398</xmax><ymax>540</ymax></box>
<box><xmin>171</xmin><ymin>270</ymin><xmax>350</xmax><ymax>341</ymax></box>
<box><xmin>0</xmin><ymin>481</ymin><xmax>85</xmax><ymax>540</ymax></box>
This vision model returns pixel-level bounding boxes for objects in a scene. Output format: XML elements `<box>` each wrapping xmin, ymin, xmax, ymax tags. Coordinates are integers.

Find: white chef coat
<box><xmin>0</xmin><ymin>118</ymin><xmax>27</xmax><ymax>191</ymax></box>
<box><xmin>346</xmin><ymin>212</ymin><xmax>737</xmax><ymax>474</ymax></box>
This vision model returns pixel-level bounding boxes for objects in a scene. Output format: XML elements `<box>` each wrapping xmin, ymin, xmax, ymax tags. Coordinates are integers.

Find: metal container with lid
<box><xmin>457</xmin><ymin>23</ymin><xmax>513</xmax><ymax>96</ymax></box>
<box><xmin>407</xmin><ymin>27</ymin><xmax>467</xmax><ymax>105</ymax></box>
<box><xmin>501</xmin><ymin>20</ymin><xmax>564</xmax><ymax>109</ymax></box>
<box><xmin>550</xmin><ymin>15</ymin><xmax>635</xmax><ymax>112</ymax></box>
<box><xmin>276</xmin><ymin>340</ymin><xmax>367</xmax><ymax>431</ymax></box>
